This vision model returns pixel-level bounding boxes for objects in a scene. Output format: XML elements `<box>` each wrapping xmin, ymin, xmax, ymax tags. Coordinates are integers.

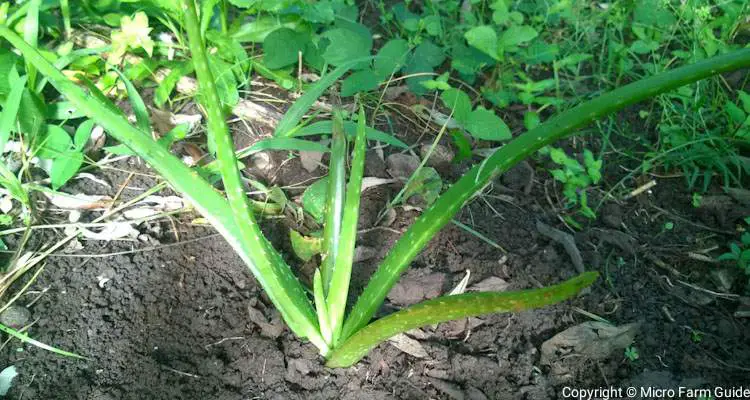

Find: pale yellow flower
<box><xmin>109</xmin><ymin>12</ymin><xmax>154</xmax><ymax>65</ymax></box>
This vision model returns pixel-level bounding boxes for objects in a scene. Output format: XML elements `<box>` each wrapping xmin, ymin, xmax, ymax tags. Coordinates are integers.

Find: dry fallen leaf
<box><xmin>299</xmin><ymin>151</ymin><xmax>324</xmax><ymax>173</ymax></box>
<box><xmin>541</xmin><ymin>321</ymin><xmax>640</xmax><ymax>365</ymax></box>
<box><xmin>388</xmin><ymin>333</ymin><xmax>429</xmax><ymax>359</ymax></box>
<box><xmin>448</xmin><ymin>270</ymin><xmax>471</xmax><ymax>295</ymax></box>
<box><xmin>69</xmin><ymin>222</ymin><xmax>140</xmax><ymax>241</ymax></box>
<box><xmin>44</xmin><ymin>192</ymin><xmax>113</xmax><ymax>210</ymax></box>
<box><xmin>469</xmin><ymin>277</ymin><xmax>510</xmax><ymax>292</ymax></box>
<box><xmin>386</xmin><ymin>153</ymin><xmax>420</xmax><ymax>180</ymax></box>
<box><xmin>74</xmin><ymin>173</ymin><xmax>111</xmax><ymax>189</ymax></box>
<box><xmin>362</xmin><ymin>177</ymin><xmax>398</xmax><ymax>192</ymax></box>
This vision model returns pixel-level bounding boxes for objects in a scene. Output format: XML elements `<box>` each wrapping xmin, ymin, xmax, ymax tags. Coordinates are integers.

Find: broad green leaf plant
<box><xmin>2</xmin><ymin>1</ymin><xmax>750</xmax><ymax>367</ymax></box>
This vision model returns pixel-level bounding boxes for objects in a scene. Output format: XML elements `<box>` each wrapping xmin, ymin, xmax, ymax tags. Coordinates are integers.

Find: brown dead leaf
<box><xmin>388</xmin><ymin>333</ymin><xmax>429</xmax><ymax>359</ymax></box>
<box><xmin>44</xmin><ymin>192</ymin><xmax>112</xmax><ymax>210</ymax></box>
<box><xmin>541</xmin><ymin>321</ymin><xmax>640</xmax><ymax>365</ymax></box>
<box><xmin>469</xmin><ymin>277</ymin><xmax>510</xmax><ymax>292</ymax></box>
<box><xmin>299</xmin><ymin>151</ymin><xmax>324</xmax><ymax>173</ymax></box>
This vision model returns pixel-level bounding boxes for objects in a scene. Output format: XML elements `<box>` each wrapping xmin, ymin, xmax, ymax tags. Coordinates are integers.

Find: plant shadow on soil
<box><xmin>3</xmin><ymin>110</ymin><xmax>750</xmax><ymax>399</ymax></box>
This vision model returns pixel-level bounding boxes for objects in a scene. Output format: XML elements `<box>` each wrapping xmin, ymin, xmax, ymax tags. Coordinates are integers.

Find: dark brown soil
<box><xmin>3</xmin><ymin>119</ymin><xmax>750</xmax><ymax>399</ymax></box>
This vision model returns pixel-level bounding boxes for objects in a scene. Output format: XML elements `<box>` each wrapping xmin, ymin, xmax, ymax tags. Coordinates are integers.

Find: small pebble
<box><xmin>0</xmin><ymin>305</ymin><xmax>31</xmax><ymax>329</ymax></box>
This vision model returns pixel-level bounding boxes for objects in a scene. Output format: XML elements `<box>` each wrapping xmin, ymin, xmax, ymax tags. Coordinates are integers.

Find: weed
<box><xmin>624</xmin><ymin>345</ymin><xmax>639</xmax><ymax>362</ymax></box>
<box><xmin>541</xmin><ymin>147</ymin><xmax>602</xmax><ymax>219</ymax></box>
<box><xmin>718</xmin><ymin>231</ymin><xmax>750</xmax><ymax>275</ymax></box>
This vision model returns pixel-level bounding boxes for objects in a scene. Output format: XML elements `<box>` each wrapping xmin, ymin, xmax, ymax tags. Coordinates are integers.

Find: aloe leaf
<box><xmin>273</xmin><ymin>57</ymin><xmax>372</xmax><ymax>137</ymax></box>
<box><xmin>341</xmin><ymin>48</ymin><xmax>750</xmax><ymax>340</ymax></box>
<box><xmin>313</xmin><ymin>269</ymin><xmax>333</xmax><ymax>344</ymax></box>
<box><xmin>327</xmin><ymin>271</ymin><xmax>598</xmax><ymax>367</ymax></box>
<box><xmin>320</xmin><ymin>112</ymin><xmax>347</xmax><ymax>291</ymax></box>
<box><xmin>180</xmin><ymin>1</ymin><xmax>325</xmax><ymax>352</ymax></box>
<box><xmin>327</xmin><ymin>106</ymin><xmax>367</xmax><ymax>345</ymax></box>
<box><xmin>0</xmin><ymin>22</ymin><xmax>325</xmax><ymax>351</ymax></box>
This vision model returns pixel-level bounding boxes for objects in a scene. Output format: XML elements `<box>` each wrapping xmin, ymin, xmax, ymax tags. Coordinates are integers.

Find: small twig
<box><xmin>676</xmin><ymin>279</ymin><xmax>739</xmax><ymax>300</ymax></box>
<box><xmin>162</xmin><ymin>366</ymin><xmax>201</xmax><ymax>378</ymax></box>
<box><xmin>536</xmin><ymin>220</ymin><xmax>585</xmax><ymax>273</ymax></box>
<box><xmin>661</xmin><ymin>305</ymin><xmax>676</xmax><ymax>322</ymax></box>
<box><xmin>622</xmin><ymin>179</ymin><xmax>656</xmax><ymax>200</ymax></box>
<box><xmin>205</xmin><ymin>336</ymin><xmax>245</xmax><ymax>349</ymax></box>
<box><xmin>686</xmin><ymin>252</ymin><xmax>718</xmax><ymax>264</ymax></box>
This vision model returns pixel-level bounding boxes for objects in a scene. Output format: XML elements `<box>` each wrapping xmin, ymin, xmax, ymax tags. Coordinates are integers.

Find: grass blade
<box><xmin>320</xmin><ymin>112</ymin><xmax>347</xmax><ymax>291</ymax></box>
<box><xmin>0</xmin><ymin>67</ymin><xmax>26</xmax><ymax>153</ymax></box>
<box><xmin>327</xmin><ymin>271</ymin><xmax>598</xmax><ymax>367</ymax></box>
<box><xmin>179</xmin><ymin>1</ymin><xmax>326</xmax><ymax>352</ymax></box>
<box><xmin>327</xmin><ymin>106</ymin><xmax>367</xmax><ymax>345</ymax></box>
<box><xmin>60</xmin><ymin>0</ymin><xmax>71</xmax><ymax>38</ymax></box>
<box><xmin>113</xmin><ymin>68</ymin><xmax>151</xmax><ymax>135</ymax></box>
<box><xmin>273</xmin><ymin>57</ymin><xmax>372</xmax><ymax>137</ymax></box>
<box><xmin>22</xmin><ymin>0</ymin><xmax>40</xmax><ymax>89</ymax></box>
<box><xmin>292</xmin><ymin>120</ymin><xmax>408</xmax><ymax>149</ymax></box>
<box><xmin>341</xmin><ymin>48</ymin><xmax>750</xmax><ymax>340</ymax></box>
<box><xmin>0</xmin><ymin>322</ymin><xmax>87</xmax><ymax>360</ymax></box>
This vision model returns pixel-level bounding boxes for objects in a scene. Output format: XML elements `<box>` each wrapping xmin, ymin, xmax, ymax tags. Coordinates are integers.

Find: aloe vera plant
<box><xmin>2</xmin><ymin>1</ymin><xmax>749</xmax><ymax>367</ymax></box>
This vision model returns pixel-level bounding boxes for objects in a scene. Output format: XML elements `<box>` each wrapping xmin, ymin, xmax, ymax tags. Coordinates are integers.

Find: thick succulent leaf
<box><xmin>341</xmin><ymin>48</ymin><xmax>750</xmax><ymax>341</ymax></box>
<box><xmin>320</xmin><ymin>113</ymin><xmax>347</xmax><ymax>291</ymax></box>
<box><xmin>327</xmin><ymin>272</ymin><xmax>598</xmax><ymax>367</ymax></box>
<box><xmin>327</xmin><ymin>106</ymin><xmax>367</xmax><ymax>344</ymax></box>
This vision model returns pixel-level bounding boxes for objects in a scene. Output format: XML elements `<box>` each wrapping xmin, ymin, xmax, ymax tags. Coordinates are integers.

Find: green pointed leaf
<box><xmin>314</xmin><ymin>269</ymin><xmax>333</xmax><ymax>344</ymax></box>
<box><xmin>0</xmin><ymin>68</ymin><xmax>26</xmax><ymax>152</ymax></box>
<box><xmin>413</xmin><ymin>40</ymin><xmax>445</xmax><ymax>67</ymax></box>
<box><xmin>328</xmin><ymin>106</ymin><xmax>367</xmax><ymax>344</ymax></box>
<box><xmin>340</xmin><ymin>41</ymin><xmax>750</xmax><ymax>348</ymax></box>
<box><xmin>50</xmin><ymin>151</ymin><xmax>83</xmax><ymax>189</ymax></box>
<box><xmin>262</xmin><ymin>28</ymin><xmax>309</xmax><ymax>69</ymax></box>
<box><xmin>341</xmin><ymin>69</ymin><xmax>380</xmax><ymax>97</ymax></box>
<box><xmin>726</xmin><ymin>101</ymin><xmax>746</xmax><ymax>124</ymax></box>
<box><xmin>499</xmin><ymin>25</ymin><xmax>538</xmax><ymax>49</ymax></box>
<box><xmin>155</xmin><ymin>62</ymin><xmax>194</xmax><ymax>107</ymax></box>
<box><xmin>290</xmin><ymin>230</ymin><xmax>322</xmax><ymax>262</ymax></box>
<box><xmin>37</xmin><ymin>125</ymin><xmax>72</xmax><ymax>159</ymax></box>
<box><xmin>302</xmin><ymin>177</ymin><xmax>329</xmax><ymax>223</ymax></box>
<box><xmin>322</xmin><ymin>25</ymin><xmax>372</xmax><ymax>67</ymax></box>
<box><xmin>290</xmin><ymin>120</ymin><xmax>408</xmax><ymax>149</ymax></box>
<box><xmin>73</xmin><ymin>119</ymin><xmax>96</xmax><ymax>151</ymax></box>
<box><xmin>465</xmin><ymin>26</ymin><xmax>499</xmax><ymax>60</ymax></box>
<box><xmin>738</xmin><ymin>91</ymin><xmax>750</xmax><ymax>114</ymax></box>
<box><xmin>403</xmin><ymin>167</ymin><xmax>442</xmax><ymax>206</ymax></box>
<box><xmin>114</xmin><ymin>68</ymin><xmax>151</xmax><ymax>135</ymax></box>
<box><xmin>274</xmin><ymin>57</ymin><xmax>370</xmax><ymax>137</ymax></box>
<box><xmin>464</xmin><ymin>107</ymin><xmax>511</xmax><ymax>141</ymax></box>
<box><xmin>373</xmin><ymin>39</ymin><xmax>410</xmax><ymax>79</ymax></box>
<box><xmin>440</xmin><ymin>88</ymin><xmax>472</xmax><ymax>124</ymax></box>
<box><xmin>321</xmin><ymin>113</ymin><xmax>347</xmax><ymax>290</ymax></box>
<box><xmin>18</xmin><ymin>90</ymin><xmax>46</xmax><ymax>140</ymax></box>
<box><xmin>450</xmin><ymin>131</ymin><xmax>472</xmax><ymax>163</ymax></box>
